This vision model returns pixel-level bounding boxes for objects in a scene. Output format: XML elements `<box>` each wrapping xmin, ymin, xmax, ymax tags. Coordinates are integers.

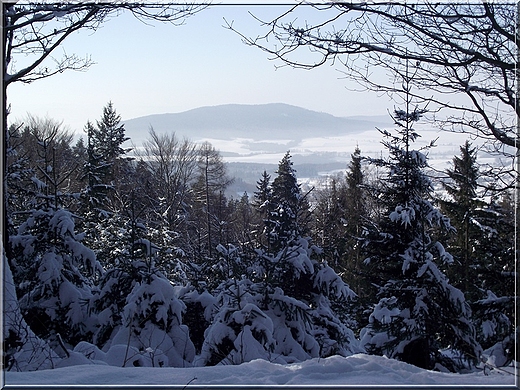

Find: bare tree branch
<box><xmin>3</xmin><ymin>3</ymin><xmax>207</xmax><ymax>86</ymax></box>
<box><xmin>227</xmin><ymin>3</ymin><xmax>517</xmax><ymax>151</ymax></box>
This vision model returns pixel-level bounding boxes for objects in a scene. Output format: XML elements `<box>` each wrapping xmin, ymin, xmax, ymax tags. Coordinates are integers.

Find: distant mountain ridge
<box><xmin>122</xmin><ymin>103</ymin><xmax>391</xmax><ymax>144</ymax></box>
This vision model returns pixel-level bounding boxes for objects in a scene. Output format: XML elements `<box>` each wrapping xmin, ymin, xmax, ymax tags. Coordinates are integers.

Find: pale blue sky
<box><xmin>7</xmin><ymin>4</ymin><xmax>391</xmax><ymax>134</ymax></box>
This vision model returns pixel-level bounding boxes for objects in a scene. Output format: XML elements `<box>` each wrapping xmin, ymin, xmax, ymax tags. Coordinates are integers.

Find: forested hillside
<box><xmin>4</xmin><ymin>100</ymin><xmax>514</xmax><ymax>373</ymax></box>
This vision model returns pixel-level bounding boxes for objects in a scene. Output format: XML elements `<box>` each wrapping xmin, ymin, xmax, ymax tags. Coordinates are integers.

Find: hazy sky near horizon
<box><xmin>7</xmin><ymin>4</ymin><xmax>392</xmax><ymax>134</ymax></box>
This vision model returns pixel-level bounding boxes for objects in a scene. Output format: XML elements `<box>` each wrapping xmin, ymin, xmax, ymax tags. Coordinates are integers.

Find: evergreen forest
<box><xmin>3</xmin><ymin>97</ymin><xmax>515</xmax><ymax>373</ymax></box>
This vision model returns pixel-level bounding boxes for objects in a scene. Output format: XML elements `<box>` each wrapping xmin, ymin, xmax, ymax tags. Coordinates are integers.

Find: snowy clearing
<box><xmin>4</xmin><ymin>354</ymin><xmax>517</xmax><ymax>387</ymax></box>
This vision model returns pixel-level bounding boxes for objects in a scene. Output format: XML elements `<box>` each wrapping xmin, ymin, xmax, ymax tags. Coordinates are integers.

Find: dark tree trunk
<box><xmin>401</xmin><ymin>338</ymin><xmax>431</xmax><ymax>370</ymax></box>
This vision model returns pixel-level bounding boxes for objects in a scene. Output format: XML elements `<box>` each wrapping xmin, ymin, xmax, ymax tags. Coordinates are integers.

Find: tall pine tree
<box><xmin>252</xmin><ymin>170</ymin><xmax>273</xmax><ymax>249</ymax></box>
<box><xmin>360</xmin><ymin>72</ymin><xmax>481</xmax><ymax>371</ymax></box>
<box><xmin>439</xmin><ymin>143</ymin><xmax>515</xmax><ymax>360</ymax></box>
<box><xmin>343</xmin><ymin>146</ymin><xmax>369</xmax><ymax>297</ymax></box>
<box><xmin>268</xmin><ymin>152</ymin><xmax>311</xmax><ymax>252</ymax></box>
<box><xmin>80</xmin><ymin>102</ymin><xmax>132</xmax><ymax>218</ymax></box>
<box><xmin>80</xmin><ymin>103</ymin><xmax>133</xmax><ymax>268</ymax></box>
<box><xmin>439</xmin><ymin>141</ymin><xmax>481</xmax><ymax>299</ymax></box>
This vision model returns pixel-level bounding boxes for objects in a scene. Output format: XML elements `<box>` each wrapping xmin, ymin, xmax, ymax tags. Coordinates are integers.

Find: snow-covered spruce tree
<box><xmin>91</xmin><ymin>101</ymin><xmax>131</xmax><ymax>185</ymax></box>
<box><xmin>3</xmin><ymin>123</ymin><xmax>63</xmax><ymax>371</ymax></box>
<box><xmin>3</xmin><ymin>248</ymin><xmax>60</xmax><ymax>371</ymax></box>
<box><xmin>8</xmin><ymin>119</ymin><xmax>102</xmax><ymax>355</ymax></box>
<box><xmin>88</xmin><ymin>212</ymin><xmax>196</xmax><ymax>367</ymax></box>
<box><xmin>198</xmin><ymin>153</ymin><xmax>359</xmax><ymax>366</ymax></box>
<box><xmin>343</xmin><ymin>147</ymin><xmax>369</xmax><ymax>290</ymax></box>
<box><xmin>465</xmin><ymin>193</ymin><xmax>515</xmax><ymax>364</ymax></box>
<box><xmin>79</xmin><ymin>120</ymin><xmax>111</xmax><ymax>218</ymax></box>
<box><xmin>195</xmin><ymin>243</ymin><xmax>278</xmax><ymax>366</ymax></box>
<box><xmin>251</xmin><ymin>170</ymin><xmax>273</xmax><ymax>249</ymax></box>
<box><xmin>84</xmin><ymin>103</ymin><xmax>131</xmax><ymax>209</ymax></box>
<box><xmin>437</xmin><ymin>143</ymin><xmax>515</xmax><ymax>359</ymax></box>
<box><xmin>88</xmin><ymin>215</ymin><xmax>146</xmax><ymax>349</ymax></box>
<box><xmin>85</xmin><ymin>187</ymin><xmax>146</xmax><ymax>272</ymax></box>
<box><xmin>263</xmin><ymin>238</ymin><xmax>359</xmax><ymax>361</ymax></box>
<box><xmin>265</xmin><ymin>153</ymin><xmax>359</xmax><ymax>359</ymax></box>
<box><xmin>344</xmin><ymin>147</ymin><xmax>377</xmax><ymax>335</ymax></box>
<box><xmin>268</xmin><ymin>152</ymin><xmax>311</xmax><ymax>252</ymax></box>
<box><xmin>106</xmin><ymin>266</ymin><xmax>196</xmax><ymax>368</ymax></box>
<box><xmin>197</xmin><ymin>241</ymin><xmax>359</xmax><ymax>366</ymax></box>
<box><xmin>9</xmin><ymin>195</ymin><xmax>102</xmax><ymax>354</ymax></box>
<box><xmin>145</xmin><ymin>198</ymin><xmax>191</xmax><ymax>285</ymax></box>
<box><xmin>79</xmin><ymin>103</ymin><xmax>134</xmax><ymax>270</ymax></box>
<box><xmin>312</xmin><ymin>147</ymin><xmax>371</xmax><ymax>308</ymax></box>
<box><xmin>360</xmin><ymin>85</ymin><xmax>481</xmax><ymax>371</ymax></box>
<box><xmin>438</xmin><ymin>141</ymin><xmax>482</xmax><ymax>300</ymax></box>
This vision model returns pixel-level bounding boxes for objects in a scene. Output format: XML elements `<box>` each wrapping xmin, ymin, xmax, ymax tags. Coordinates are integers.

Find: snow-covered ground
<box><xmin>4</xmin><ymin>354</ymin><xmax>517</xmax><ymax>387</ymax></box>
<box><xmin>220</xmin><ymin>125</ymin><xmax>487</xmax><ymax>169</ymax></box>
